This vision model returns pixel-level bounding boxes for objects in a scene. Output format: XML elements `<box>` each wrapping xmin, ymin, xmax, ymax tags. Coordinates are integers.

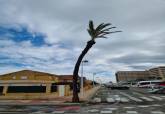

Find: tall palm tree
<box><xmin>72</xmin><ymin>20</ymin><xmax>121</xmax><ymax>102</ymax></box>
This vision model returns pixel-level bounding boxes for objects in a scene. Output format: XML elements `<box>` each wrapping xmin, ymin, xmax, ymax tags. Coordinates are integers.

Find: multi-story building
<box><xmin>149</xmin><ymin>66</ymin><xmax>165</xmax><ymax>80</ymax></box>
<box><xmin>116</xmin><ymin>71</ymin><xmax>149</xmax><ymax>82</ymax></box>
<box><xmin>116</xmin><ymin>66</ymin><xmax>165</xmax><ymax>82</ymax></box>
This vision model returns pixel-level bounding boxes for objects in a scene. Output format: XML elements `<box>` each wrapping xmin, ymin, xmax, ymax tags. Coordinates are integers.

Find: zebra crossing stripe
<box><xmin>138</xmin><ymin>105</ymin><xmax>149</xmax><ymax>108</ymax></box>
<box><xmin>120</xmin><ymin>97</ymin><xmax>129</xmax><ymax>102</ymax></box>
<box><xmin>87</xmin><ymin>109</ymin><xmax>99</xmax><ymax>113</ymax></box>
<box><xmin>93</xmin><ymin>97</ymin><xmax>101</xmax><ymax>103</ymax></box>
<box><xmin>100</xmin><ymin>110</ymin><xmax>112</xmax><ymax>114</ymax></box>
<box><xmin>133</xmin><ymin>92</ymin><xmax>144</xmax><ymax>96</ymax></box>
<box><xmin>106</xmin><ymin>98</ymin><xmax>115</xmax><ymax>103</ymax></box>
<box><xmin>126</xmin><ymin>111</ymin><xmax>138</xmax><ymax>114</ymax></box>
<box><xmin>52</xmin><ymin>111</ymin><xmax>65</xmax><ymax>114</ymax></box>
<box><xmin>151</xmin><ymin>111</ymin><xmax>165</xmax><ymax>114</ymax></box>
<box><xmin>124</xmin><ymin>107</ymin><xmax>135</xmax><ymax>109</ymax></box>
<box><xmin>140</xmin><ymin>97</ymin><xmax>154</xmax><ymax>101</ymax></box>
<box><xmin>119</xmin><ymin>92</ymin><xmax>143</xmax><ymax>102</ymax></box>
<box><xmin>150</xmin><ymin>96</ymin><xmax>163</xmax><ymax>100</ymax></box>
<box><xmin>31</xmin><ymin>111</ymin><xmax>45</xmax><ymax>114</ymax></box>
<box><xmin>151</xmin><ymin>104</ymin><xmax>162</xmax><ymax>107</ymax></box>
<box><xmin>103</xmin><ymin>108</ymin><xmax>117</xmax><ymax>111</ymax></box>
<box><xmin>161</xmin><ymin>96</ymin><xmax>165</xmax><ymax>98</ymax></box>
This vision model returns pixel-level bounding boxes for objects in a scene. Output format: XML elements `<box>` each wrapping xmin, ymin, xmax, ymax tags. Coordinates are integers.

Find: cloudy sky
<box><xmin>0</xmin><ymin>0</ymin><xmax>165</xmax><ymax>82</ymax></box>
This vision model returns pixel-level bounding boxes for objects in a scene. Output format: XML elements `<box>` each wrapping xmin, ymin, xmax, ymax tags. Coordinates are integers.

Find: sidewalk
<box><xmin>0</xmin><ymin>86</ymin><xmax>100</xmax><ymax>105</ymax></box>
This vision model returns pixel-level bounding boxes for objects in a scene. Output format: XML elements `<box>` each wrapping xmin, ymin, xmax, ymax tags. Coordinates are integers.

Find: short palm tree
<box><xmin>72</xmin><ymin>20</ymin><xmax>121</xmax><ymax>102</ymax></box>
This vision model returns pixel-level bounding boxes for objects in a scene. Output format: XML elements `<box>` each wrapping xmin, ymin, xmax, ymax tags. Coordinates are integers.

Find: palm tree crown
<box><xmin>87</xmin><ymin>20</ymin><xmax>122</xmax><ymax>41</ymax></box>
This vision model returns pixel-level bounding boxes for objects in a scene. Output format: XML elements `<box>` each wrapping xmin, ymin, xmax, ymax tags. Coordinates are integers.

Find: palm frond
<box><xmin>87</xmin><ymin>20</ymin><xmax>122</xmax><ymax>40</ymax></box>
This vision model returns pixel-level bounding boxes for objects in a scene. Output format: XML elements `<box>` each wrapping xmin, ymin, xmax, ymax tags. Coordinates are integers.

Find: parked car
<box><xmin>137</xmin><ymin>80</ymin><xmax>163</xmax><ymax>88</ymax></box>
<box><xmin>148</xmin><ymin>86</ymin><xmax>165</xmax><ymax>94</ymax></box>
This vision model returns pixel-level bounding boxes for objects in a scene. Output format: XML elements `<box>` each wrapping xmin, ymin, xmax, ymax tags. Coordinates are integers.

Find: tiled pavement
<box><xmin>0</xmin><ymin>87</ymin><xmax>165</xmax><ymax>114</ymax></box>
<box><xmin>0</xmin><ymin>104</ymin><xmax>165</xmax><ymax>114</ymax></box>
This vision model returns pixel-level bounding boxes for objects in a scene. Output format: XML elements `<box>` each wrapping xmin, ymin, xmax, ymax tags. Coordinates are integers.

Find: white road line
<box><xmin>120</xmin><ymin>97</ymin><xmax>129</xmax><ymax>102</ymax></box>
<box><xmin>140</xmin><ymin>97</ymin><xmax>154</xmax><ymax>101</ymax></box>
<box><xmin>151</xmin><ymin>104</ymin><xmax>162</xmax><ymax>107</ymax></box>
<box><xmin>93</xmin><ymin>97</ymin><xmax>101</xmax><ymax>103</ymax></box>
<box><xmin>87</xmin><ymin>109</ymin><xmax>99</xmax><ymax>113</ymax></box>
<box><xmin>106</xmin><ymin>98</ymin><xmax>115</xmax><ymax>103</ymax></box>
<box><xmin>31</xmin><ymin>111</ymin><xmax>45</xmax><ymax>114</ymax></box>
<box><xmin>138</xmin><ymin>105</ymin><xmax>149</xmax><ymax>108</ymax></box>
<box><xmin>114</xmin><ymin>95</ymin><xmax>121</xmax><ymax>102</ymax></box>
<box><xmin>161</xmin><ymin>96</ymin><xmax>165</xmax><ymax>98</ymax></box>
<box><xmin>133</xmin><ymin>92</ymin><xmax>144</xmax><ymax>96</ymax></box>
<box><xmin>100</xmin><ymin>110</ymin><xmax>112</xmax><ymax>114</ymax></box>
<box><xmin>151</xmin><ymin>111</ymin><xmax>165</xmax><ymax>114</ymax></box>
<box><xmin>103</xmin><ymin>108</ymin><xmax>117</xmax><ymax>111</ymax></box>
<box><xmin>119</xmin><ymin>92</ymin><xmax>143</xmax><ymax>102</ymax></box>
<box><xmin>124</xmin><ymin>107</ymin><xmax>135</xmax><ymax>109</ymax></box>
<box><xmin>150</xmin><ymin>96</ymin><xmax>163</xmax><ymax>100</ymax></box>
<box><xmin>126</xmin><ymin>111</ymin><xmax>138</xmax><ymax>114</ymax></box>
<box><xmin>52</xmin><ymin>111</ymin><xmax>65</xmax><ymax>114</ymax></box>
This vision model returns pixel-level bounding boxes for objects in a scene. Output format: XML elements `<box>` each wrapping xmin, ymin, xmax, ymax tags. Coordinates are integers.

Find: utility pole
<box><xmin>81</xmin><ymin>60</ymin><xmax>88</xmax><ymax>97</ymax></box>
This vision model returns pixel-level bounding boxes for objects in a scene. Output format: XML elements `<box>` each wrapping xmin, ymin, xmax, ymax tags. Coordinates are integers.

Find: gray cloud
<box><xmin>0</xmin><ymin>0</ymin><xmax>165</xmax><ymax>82</ymax></box>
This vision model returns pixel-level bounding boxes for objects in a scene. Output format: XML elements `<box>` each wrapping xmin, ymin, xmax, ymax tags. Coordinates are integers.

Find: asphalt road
<box><xmin>0</xmin><ymin>86</ymin><xmax>165</xmax><ymax>114</ymax></box>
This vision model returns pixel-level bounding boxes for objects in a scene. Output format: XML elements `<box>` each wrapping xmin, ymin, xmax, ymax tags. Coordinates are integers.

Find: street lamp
<box><xmin>93</xmin><ymin>71</ymin><xmax>106</xmax><ymax>88</ymax></box>
<box><xmin>93</xmin><ymin>73</ymin><xmax>96</xmax><ymax>88</ymax></box>
<box><xmin>96</xmin><ymin>77</ymin><xmax>102</xmax><ymax>85</ymax></box>
<box><xmin>81</xmin><ymin>60</ymin><xmax>88</xmax><ymax>97</ymax></box>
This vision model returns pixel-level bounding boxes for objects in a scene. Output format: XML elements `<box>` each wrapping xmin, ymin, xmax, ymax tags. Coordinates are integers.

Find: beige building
<box><xmin>0</xmin><ymin>70</ymin><xmax>73</xmax><ymax>99</ymax></box>
<box><xmin>149</xmin><ymin>66</ymin><xmax>165</xmax><ymax>80</ymax></box>
<box><xmin>116</xmin><ymin>71</ymin><xmax>149</xmax><ymax>82</ymax></box>
<box><xmin>116</xmin><ymin>66</ymin><xmax>165</xmax><ymax>82</ymax></box>
<box><xmin>0</xmin><ymin>70</ymin><xmax>93</xmax><ymax>99</ymax></box>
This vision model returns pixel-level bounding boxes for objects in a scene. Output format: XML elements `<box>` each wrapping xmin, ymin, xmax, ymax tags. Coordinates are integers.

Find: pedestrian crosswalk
<box><xmin>91</xmin><ymin>92</ymin><xmax>165</xmax><ymax>103</ymax></box>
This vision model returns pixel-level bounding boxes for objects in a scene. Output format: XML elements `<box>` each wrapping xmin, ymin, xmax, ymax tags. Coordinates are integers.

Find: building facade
<box><xmin>0</xmin><ymin>70</ymin><xmax>72</xmax><ymax>99</ymax></box>
<box><xmin>116</xmin><ymin>66</ymin><xmax>165</xmax><ymax>82</ymax></box>
<box><xmin>116</xmin><ymin>71</ymin><xmax>149</xmax><ymax>82</ymax></box>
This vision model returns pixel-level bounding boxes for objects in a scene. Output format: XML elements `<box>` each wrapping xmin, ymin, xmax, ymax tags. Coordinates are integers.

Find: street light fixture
<box><xmin>81</xmin><ymin>60</ymin><xmax>88</xmax><ymax>97</ymax></box>
<box><xmin>93</xmin><ymin>71</ymin><xmax>106</xmax><ymax>88</ymax></box>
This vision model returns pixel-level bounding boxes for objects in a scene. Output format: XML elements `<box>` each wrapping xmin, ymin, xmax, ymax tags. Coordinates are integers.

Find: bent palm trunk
<box><xmin>72</xmin><ymin>40</ymin><xmax>95</xmax><ymax>102</ymax></box>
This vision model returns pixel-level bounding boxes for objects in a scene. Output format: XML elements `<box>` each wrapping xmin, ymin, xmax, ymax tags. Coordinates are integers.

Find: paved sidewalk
<box><xmin>0</xmin><ymin>86</ymin><xmax>100</xmax><ymax>105</ymax></box>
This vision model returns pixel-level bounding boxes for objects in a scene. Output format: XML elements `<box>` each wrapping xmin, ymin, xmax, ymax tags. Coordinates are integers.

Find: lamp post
<box><xmin>96</xmin><ymin>77</ymin><xmax>102</xmax><ymax>85</ymax></box>
<box><xmin>93</xmin><ymin>73</ymin><xmax>96</xmax><ymax>88</ymax></box>
<box><xmin>81</xmin><ymin>60</ymin><xmax>88</xmax><ymax>97</ymax></box>
<box><xmin>93</xmin><ymin>71</ymin><xmax>106</xmax><ymax>88</ymax></box>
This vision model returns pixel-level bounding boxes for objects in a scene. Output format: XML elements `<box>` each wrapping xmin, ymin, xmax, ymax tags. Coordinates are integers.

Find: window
<box><xmin>21</xmin><ymin>76</ymin><xmax>27</xmax><ymax>80</ymax></box>
<box><xmin>7</xmin><ymin>86</ymin><xmax>46</xmax><ymax>93</ymax></box>
<box><xmin>51</xmin><ymin>85</ymin><xmax>57</xmax><ymax>92</ymax></box>
<box><xmin>12</xmin><ymin>76</ymin><xmax>16</xmax><ymax>79</ymax></box>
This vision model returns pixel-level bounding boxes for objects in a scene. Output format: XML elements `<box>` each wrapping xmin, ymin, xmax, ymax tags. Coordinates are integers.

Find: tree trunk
<box><xmin>72</xmin><ymin>40</ymin><xmax>96</xmax><ymax>102</ymax></box>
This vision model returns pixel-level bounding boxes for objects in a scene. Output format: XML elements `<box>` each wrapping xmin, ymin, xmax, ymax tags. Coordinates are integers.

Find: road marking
<box><xmin>120</xmin><ymin>97</ymin><xmax>129</xmax><ymax>102</ymax></box>
<box><xmin>161</xmin><ymin>96</ymin><xmax>165</xmax><ymax>98</ymax></box>
<box><xmin>114</xmin><ymin>95</ymin><xmax>121</xmax><ymax>102</ymax></box>
<box><xmin>87</xmin><ymin>109</ymin><xmax>99</xmax><ymax>113</ymax></box>
<box><xmin>106</xmin><ymin>98</ymin><xmax>115</xmax><ymax>103</ymax></box>
<box><xmin>126</xmin><ymin>111</ymin><xmax>138</xmax><ymax>114</ymax></box>
<box><xmin>52</xmin><ymin>111</ymin><xmax>65</xmax><ymax>114</ymax></box>
<box><xmin>138</xmin><ymin>105</ymin><xmax>149</xmax><ymax>108</ymax></box>
<box><xmin>151</xmin><ymin>104</ymin><xmax>162</xmax><ymax>107</ymax></box>
<box><xmin>0</xmin><ymin>112</ymin><xmax>25</xmax><ymax>114</ymax></box>
<box><xmin>140</xmin><ymin>97</ymin><xmax>154</xmax><ymax>101</ymax></box>
<box><xmin>150</xmin><ymin>96</ymin><xmax>163</xmax><ymax>100</ymax></box>
<box><xmin>133</xmin><ymin>92</ymin><xmax>144</xmax><ymax>96</ymax></box>
<box><xmin>119</xmin><ymin>92</ymin><xmax>143</xmax><ymax>102</ymax></box>
<box><xmin>93</xmin><ymin>98</ymin><xmax>101</xmax><ymax>103</ymax></box>
<box><xmin>103</xmin><ymin>108</ymin><xmax>117</xmax><ymax>111</ymax></box>
<box><xmin>124</xmin><ymin>107</ymin><xmax>135</xmax><ymax>109</ymax></box>
<box><xmin>100</xmin><ymin>110</ymin><xmax>112</xmax><ymax>114</ymax></box>
<box><xmin>151</xmin><ymin>111</ymin><xmax>165</xmax><ymax>114</ymax></box>
<box><xmin>31</xmin><ymin>111</ymin><xmax>45</xmax><ymax>114</ymax></box>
